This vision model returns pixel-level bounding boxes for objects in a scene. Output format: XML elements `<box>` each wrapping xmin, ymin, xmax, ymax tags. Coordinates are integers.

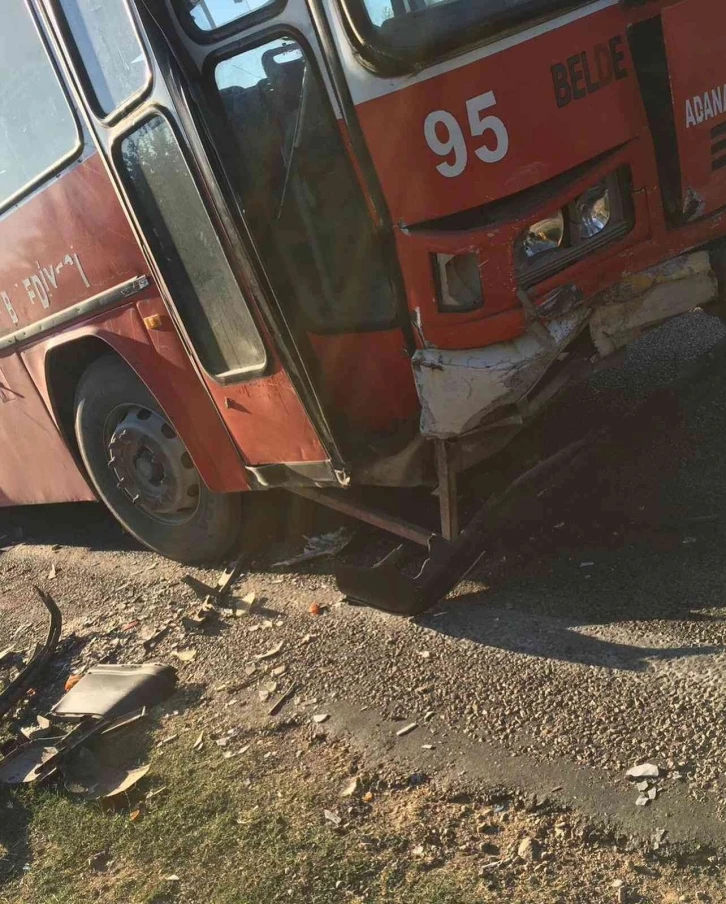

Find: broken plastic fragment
<box><xmin>272</xmin><ymin>528</ymin><xmax>354</xmax><ymax>568</ymax></box>
<box><xmin>256</xmin><ymin>641</ymin><xmax>284</xmax><ymax>661</ymax></box>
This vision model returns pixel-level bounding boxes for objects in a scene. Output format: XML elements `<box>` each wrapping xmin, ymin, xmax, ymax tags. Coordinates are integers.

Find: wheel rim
<box><xmin>104</xmin><ymin>405</ymin><xmax>201</xmax><ymax>524</ymax></box>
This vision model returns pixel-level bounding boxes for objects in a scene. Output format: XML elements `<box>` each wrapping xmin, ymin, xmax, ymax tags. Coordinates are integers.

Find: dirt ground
<box><xmin>3</xmin><ymin>312</ymin><xmax>726</xmax><ymax>902</ymax></box>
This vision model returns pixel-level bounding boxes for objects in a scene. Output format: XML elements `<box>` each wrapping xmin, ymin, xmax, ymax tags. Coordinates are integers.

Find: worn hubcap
<box><xmin>106</xmin><ymin>406</ymin><xmax>200</xmax><ymax>522</ymax></box>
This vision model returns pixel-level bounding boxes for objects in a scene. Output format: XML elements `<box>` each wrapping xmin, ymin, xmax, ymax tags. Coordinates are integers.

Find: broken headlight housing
<box><xmin>515</xmin><ymin>169</ymin><xmax>632</xmax><ymax>287</ymax></box>
<box><xmin>433</xmin><ymin>252</ymin><xmax>484</xmax><ymax>312</ymax></box>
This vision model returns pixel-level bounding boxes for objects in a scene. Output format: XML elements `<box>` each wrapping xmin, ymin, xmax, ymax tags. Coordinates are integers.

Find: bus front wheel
<box><xmin>74</xmin><ymin>355</ymin><xmax>241</xmax><ymax>565</ymax></box>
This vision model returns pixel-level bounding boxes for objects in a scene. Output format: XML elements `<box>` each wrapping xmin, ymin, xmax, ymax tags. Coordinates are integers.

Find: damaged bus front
<box><xmin>3</xmin><ymin>0</ymin><xmax>724</xmax><ymax>614</ymax></box>
<box><xmin>335</xmin><ymin>0</ymin><xmax>726</xmax><ymax>460</ymax></box>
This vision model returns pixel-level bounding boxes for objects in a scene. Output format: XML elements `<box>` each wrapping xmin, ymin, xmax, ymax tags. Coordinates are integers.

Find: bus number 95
<box><xmin>424</xmin><ymin>91</ymin><xmax>509</xmax><ymax>178</ymax></box>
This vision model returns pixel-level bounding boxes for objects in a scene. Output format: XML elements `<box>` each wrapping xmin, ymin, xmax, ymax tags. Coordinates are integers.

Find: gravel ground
<box><xmin>3</xmin><ymin>311</ymin><xmax>726</xmax><ymax>861</ymax></box>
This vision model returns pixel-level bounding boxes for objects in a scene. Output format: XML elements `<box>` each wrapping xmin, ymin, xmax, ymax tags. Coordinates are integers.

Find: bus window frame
<box><xmin>0</xmin><ymin>0</ymin><xmax>84</xmax><ymax>217</ymax></box>
<box><xmin>51</xmin><ymin>0</ymin><xmax>154</xmax><ymax>126</ymax></box>
<box><xmin>333</xmin><ymin>0</ymin><xmax>598</xmax><ymax>77</ymax></box>
<box><xmin>170</xmin><ymin>0</ymin><xmax>287</xmax><ymax>46</ymax></box>
<box><xmin>197</xmin><ymin>25</ymin><xmax>399</xmax><ymax>335</ymax></box>
<box><xmin>112</xmin><ymin>105</ymin><xmax>269</xmax><ymax>383</ymax></box>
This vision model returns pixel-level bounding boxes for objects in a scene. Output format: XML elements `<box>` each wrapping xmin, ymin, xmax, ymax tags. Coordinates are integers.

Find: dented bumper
<box><xmin>412</xmin><ymin>251</ymin><xmax>717</xmax><ymax>440</ymax></box>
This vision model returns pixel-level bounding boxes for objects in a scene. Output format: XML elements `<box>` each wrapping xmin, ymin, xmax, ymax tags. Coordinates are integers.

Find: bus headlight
<box><xmin>522</xmin><ymin>211</ymin><xmax>565</xmax><ymax>259</ymax></box>
<box><xmin>575</xmin><ymin>183</ymin><xmax>611</xmax><ymax>238</ymax></box>
<box><xmin>515</xmin><ymin>169</ymin><xmax>632</xmax><ymax>287</ymax></box>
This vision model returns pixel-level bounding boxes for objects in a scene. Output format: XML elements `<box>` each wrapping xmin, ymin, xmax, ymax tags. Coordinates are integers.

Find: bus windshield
<box><xmin>342</xmin><ymin>0</ymin><xmax>591</xmax><ymax>69</ymax></box>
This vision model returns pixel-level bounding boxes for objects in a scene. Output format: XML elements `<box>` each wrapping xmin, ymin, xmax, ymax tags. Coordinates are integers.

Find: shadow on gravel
<box><xmin>424</xmin><ymin>595</ymin><xmax>724</xmax><ymax>672</ymax></box>
<box><xmin>0</xmin><ymin>502</ymin><xmax>140</xmax><ymax>554</ymax></box>
<box><xmin>416</xmin><ymin>322</ymin><xmax>726</xmax><ymax>668</ymax></box>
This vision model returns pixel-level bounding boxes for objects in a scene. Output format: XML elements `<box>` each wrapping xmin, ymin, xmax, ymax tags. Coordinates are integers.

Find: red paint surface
<box><xmin>0</xmin><ymin>147</ymin><xmax>332</xmax><ymax>503</ymax></box>
<box><xmin>356</xmin><ymin>5</ymin><xmax>643</xmax><ymax>226</ymax></box>
<box><xmin>22</xmin><ymin>302</ymin><xmax>250</xmax><ymax>494</ymax></box>
<box><xmin>0</xmin><ymin>154</ymin><xmax>142</xmax><ymax>335</ymax></box>
<box><xmin>308</xmin><ymin>330</ymin><xmax>419</xmax><ymax>432</ymax></box>
<box><xmin>663</xmin><ymin>0</ymin><xmax>726</xmax><ymax>219</ymax></box>
<box><xmin>5</xmin><ymin>0</ymin><xmax>726</xmax><ymax>509</ymax></box>
<box><xmin>201</xmin><ymin>365</ymin><xmax>328</xmax><ymax>466</ymax></box>
<box><xmin>355</xmin><ymin>0</ymin><xmax>726</xmax><ymax>352</ymax></box>
<box><xmin>0</xmin><ymin>350</ymin><xmax>94</xmax><ymax>505</ymax></box>
<box><xmin>395</xmin><ymin>142</ymin><xmax>653</xmax><ymax>348</ymax></box>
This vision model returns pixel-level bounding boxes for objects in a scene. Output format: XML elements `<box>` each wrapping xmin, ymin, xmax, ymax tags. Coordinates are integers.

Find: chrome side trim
<box><xmin>246</xmin><ymin>460</ymin><xmax>340</xmax><ymax>489</ymax></box>
<box><xmin>0</xmin><ymin>275</ymin><xmax>149</xmax><ymax>352</ymax></box>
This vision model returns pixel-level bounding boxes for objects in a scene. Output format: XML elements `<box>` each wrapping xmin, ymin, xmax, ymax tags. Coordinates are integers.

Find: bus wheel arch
<box><xmin>48</xmin><ymin>346</ymin><xmax>241</xmax><ymax>564</ymax></box>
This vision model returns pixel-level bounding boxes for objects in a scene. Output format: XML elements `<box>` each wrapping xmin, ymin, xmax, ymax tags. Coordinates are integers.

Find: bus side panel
<box><xmin>0</xmin><ymin>153</ymin><xmax>143</xmax><ymax>338</ymax></box>
<box><xmin>20</xmin><ymin>301</ymin><xmax>251</xmax><ymax>494</ymax></box>
<box><xmin>0</xmin><ymin>350</ymin><xmax>94</xmax><ymax>506</ymax></box>
<box><xmin>307</xmin><ymin>331</ymin><xmax>419</xmax><ymax>433</ymax></box>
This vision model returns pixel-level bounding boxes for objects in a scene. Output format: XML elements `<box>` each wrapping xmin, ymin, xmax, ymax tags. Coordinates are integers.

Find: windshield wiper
<box><xmin>276</xmin><ymin>66</ymin><xmax>310</xmax><ymax>220</ymax></box>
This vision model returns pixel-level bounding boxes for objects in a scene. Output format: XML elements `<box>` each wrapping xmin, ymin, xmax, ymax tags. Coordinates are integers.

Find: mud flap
<box><xmin>336</xmin><ymin>436</ymin><xmax>595</xmax><ymax>616</ymax></box>
<box><xmin>336</xmin><ymin>520</ymin><xmax>486</xmax><ymax>616</ymax></box>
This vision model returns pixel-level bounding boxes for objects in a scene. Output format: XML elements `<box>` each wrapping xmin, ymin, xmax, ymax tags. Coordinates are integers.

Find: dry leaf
<box><xmin>64</xmin><ymin>673</ymin><xmax>82</xmax><ymax>692</ymax></box>
<box><xmin>341</xmin><ymin>778</ymin><xmax>359</xmax><ymax>798</ymax></box>
<box><xmin>172</xmin><ymin>649</ymin><xmax>197</xmax><ymax>663</ymax></box>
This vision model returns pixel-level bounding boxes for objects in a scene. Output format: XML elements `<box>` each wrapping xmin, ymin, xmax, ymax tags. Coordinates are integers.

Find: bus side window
<box><xmin>59</xmin><ymin>0</ymin><xmax>151</xmax><ymax>116</ymax></box>
<box><xmin>120</xmin><ymin>116</ymin><xmax>267</xmax><ymax>379</ymax></box>
<box><xmin>214</xmin><ymin>38</ymin><xmax>396</xmax><ymax>334</ymax></box>
<box><xmin>184</xmin><ymin>0</ymin><xmax>275</xmax><ymax>32</ymax></box>
<box><xmin>0</xmin><ymin>0</ymin><xmax>80</xmax><ymax>210</ymax></box>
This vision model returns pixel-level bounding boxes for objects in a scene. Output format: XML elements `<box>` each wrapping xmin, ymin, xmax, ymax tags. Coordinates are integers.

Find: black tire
<box><xmin>74</xmin><ymin>355</ymin><xmax>241</xmax><ymax>564</ymax></box>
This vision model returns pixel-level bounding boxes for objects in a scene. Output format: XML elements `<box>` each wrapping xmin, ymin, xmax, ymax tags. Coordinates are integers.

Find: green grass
<box><xmin>0</xmin><ymin>732</ymin><xmax>484</xmax><ymax>904</ymax></box>
<box><xmin>2</xmin><ymin>723</ymin><xmax>721</xmax><ymax>904</ymax></box>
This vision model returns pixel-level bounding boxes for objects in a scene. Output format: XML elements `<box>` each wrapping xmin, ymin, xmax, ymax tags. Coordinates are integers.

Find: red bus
<box><xmin>1</xmin><ymin>0</ymin><xmax>724</xmax><ymax>612</ymax></box>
